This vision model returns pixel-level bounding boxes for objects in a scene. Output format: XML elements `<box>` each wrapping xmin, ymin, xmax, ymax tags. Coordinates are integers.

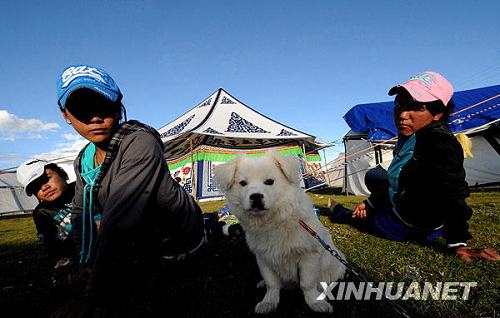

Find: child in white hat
<box><xmin>17</xmin><ymin>159</ymin><xmax>76</xmax><ymax>268</ymax></box>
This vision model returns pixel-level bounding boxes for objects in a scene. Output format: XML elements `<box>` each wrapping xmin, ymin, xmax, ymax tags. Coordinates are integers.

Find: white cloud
<box><xmin>63</xmin><ymin>133</ymin><xmax>82</xmax><ymax>141</ymax></box>
<box><xmin>13</xmin><ymin>137</ymin><xmax>89</xmax><ymax>182</ymax></box>
<box><xmin>0</xmin><ymin>135</ymin><xmax>87</xmax><ymax>171</ymax></box>
<box><xmin>0</xmin><ymin>110</ymin><xmax>60</xmax><ymax>141</ymax></box>
<box><xmin>0</xmin><ymin>153</ymin><xmax>27</xmax><ymax>170</ymax></box>
<box><xmin>37</xmin><ymin>137</ymin><xmax>88</xmax><ymax>161</ymax></box>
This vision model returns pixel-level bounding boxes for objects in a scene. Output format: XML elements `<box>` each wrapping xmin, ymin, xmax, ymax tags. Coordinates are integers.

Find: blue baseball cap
<box><xmin>57</xmin><ymin>64</ymin><xmax>122</xmax><ymax>109</ymax></box>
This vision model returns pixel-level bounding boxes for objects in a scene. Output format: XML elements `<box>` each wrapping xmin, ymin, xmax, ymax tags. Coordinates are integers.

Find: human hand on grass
<box><xmin>455</xmin><ymin>247</ymin><xmax>500</xmax><ymax>262</ymax></box>
<box><xmin>352</xmin><ymin>202</ymin><xmax>368</xmax><ymax>218</ymax></box>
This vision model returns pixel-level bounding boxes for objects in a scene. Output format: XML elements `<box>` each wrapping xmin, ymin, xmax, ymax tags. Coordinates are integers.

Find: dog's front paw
<box><xmin>307</xmin><ymin>301</ymin><xmax>333</xmax><ymax>313</ymax></box>
<box><xmin>255</xmin><ymin>301</ymin><xmax>278</xmax><ymax>314</ymax></box>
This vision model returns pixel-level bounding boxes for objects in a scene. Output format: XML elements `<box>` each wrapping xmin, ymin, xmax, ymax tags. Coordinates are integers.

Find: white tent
<box><xmin>325</xmin><ymin>132</ymin><xmax>395</xmax><ymax>195</ymax></box>
<box><xmin>158</xmin><ymin>88</ymin><xmax>326</xmax><ymax>199</ymax></box>
<box><xmin>0</xmin><ymin>171</ymin><xmax>38</xmax><ymax>215</ymax></box>
<box><xmin>323</xmin><ymin>153</ymin><xmax>345</xmax><ymax>189</ymax></box>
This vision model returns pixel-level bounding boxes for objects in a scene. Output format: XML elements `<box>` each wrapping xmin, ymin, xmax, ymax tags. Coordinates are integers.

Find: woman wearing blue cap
<box><xmin>52</xmin><ymin>64</ymin><xmax>205</xmax><ymax>316</ymax></box>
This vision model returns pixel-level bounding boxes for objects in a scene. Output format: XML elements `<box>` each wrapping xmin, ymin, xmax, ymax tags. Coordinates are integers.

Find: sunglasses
<box><xmin>27</xmin><ymin>173</ymin><xmax>49</xmax><ymax>195</ymax></box>
<box><xmin>394</xmin><ymin>99</ymin><xmax>426</xmax><ymax>112</ymax></box>
<box><xmin>64</xmin><ymin>89</ymin><xmax>121</xmax><ymax>123</ymax></box>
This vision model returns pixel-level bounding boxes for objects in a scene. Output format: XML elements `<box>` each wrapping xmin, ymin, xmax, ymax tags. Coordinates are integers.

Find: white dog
<box><xmin>214</xmin><ymin>151</ymin><xmax>346</xmax><ymax>314</ymax></box>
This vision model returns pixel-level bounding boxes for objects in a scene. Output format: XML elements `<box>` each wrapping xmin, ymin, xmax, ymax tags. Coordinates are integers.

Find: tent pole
<box><xmin>302</xmin><ymin>143</ymin><xmax>313</xmax><ymax>190</ymax></box>
<box><xmin>302</xmin><ymin>143</ymin><xmax>310</xmax><ymax>176</ymax></box>
<box><xmin>343</xmin><ymin>138</ymin><xmax>348</xmax><ymax>196</ymax></box>
<box><xmin>189</xmin><ymin>138</ymin><xmax>198</xmax><ymax>201</ymax></box>
<box><xmin>323</xmin><ymin>148</ymin><xmax>331</xmax><ymax>187</ymax></box>
<box><xmin>302</xmin><ymin>143</ymin><xmax>308</xmax><ymax>163</ymax></box>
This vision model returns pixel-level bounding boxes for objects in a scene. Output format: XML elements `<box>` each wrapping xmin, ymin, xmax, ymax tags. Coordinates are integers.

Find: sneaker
<box><xmin>327</xmin><ymin>199</ymin><xmax>354</xmax><ymax>222</ymax></box>
<box><xmin>327</xmin><ymin>198</ymin><xmax>338</xmax><ymax>212</ymax></box>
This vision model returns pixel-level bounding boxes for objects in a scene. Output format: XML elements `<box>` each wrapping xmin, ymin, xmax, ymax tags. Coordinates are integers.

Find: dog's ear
<box><xmin>267</xmin><ymin>150</ymin><xmax>301</xmax><ymax>185</ymax></box>
<box><xmin>214</xmin><ymin>156</ymin><xmax>241</xmax><ymax>193</ymax></box>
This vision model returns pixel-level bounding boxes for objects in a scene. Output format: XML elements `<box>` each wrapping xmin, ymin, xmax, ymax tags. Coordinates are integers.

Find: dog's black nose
<box><xmin>250</xmin><ymin>193</ymin><xmax>264</xmax><ymax>203</ymax></box>
<box><xmin>250</xmin><ymin>193</ymin><xmax>265</xmax><ymax>210</ymax></box>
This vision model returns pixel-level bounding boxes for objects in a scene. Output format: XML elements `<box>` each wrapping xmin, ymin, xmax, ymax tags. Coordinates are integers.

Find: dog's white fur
<box><xmin>214</xmin><ymin>151</ymin><xmax>346</xmax><ymax>313</ymax></box>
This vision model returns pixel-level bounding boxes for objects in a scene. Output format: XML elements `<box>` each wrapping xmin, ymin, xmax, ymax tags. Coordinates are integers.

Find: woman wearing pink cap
<box><xmin>329</xmin><ymin>71</ymin><xmax>500</xmax><ymax>262</ymax></box>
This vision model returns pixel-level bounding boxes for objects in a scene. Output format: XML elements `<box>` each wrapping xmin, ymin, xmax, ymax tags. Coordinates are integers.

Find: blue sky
<box><xmin>1</xmin><ymin>0</ymin><xmax>500</xmax><ymax>169</ymax></box>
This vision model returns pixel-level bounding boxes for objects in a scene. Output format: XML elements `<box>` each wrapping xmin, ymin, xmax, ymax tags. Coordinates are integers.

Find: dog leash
<box><xmin>299</xmin><ymin>219</ymin><xmax>411</xmax><ymax>318</ymax></box>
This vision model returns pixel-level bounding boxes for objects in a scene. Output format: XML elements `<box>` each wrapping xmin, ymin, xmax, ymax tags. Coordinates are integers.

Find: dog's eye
<box><xmin>264</xmin><ymin>179</ymin><xmax>274</xmax><ymax>185</ymax></box>
<box><xmin>239</xmin><ymin>180</ymin><xmax>247</xmax><ymax>187</ymax></box>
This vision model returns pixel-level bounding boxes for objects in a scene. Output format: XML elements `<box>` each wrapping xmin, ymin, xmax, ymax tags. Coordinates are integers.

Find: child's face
<box><xmin>62</xmin><ymin>90</ymin><xmax>121</xmax><ymax>146</ymax></box>
<box><xmin>33</xmin><ymin>168</ymin><xmax>68</xmax><ymax>202</ymax></box>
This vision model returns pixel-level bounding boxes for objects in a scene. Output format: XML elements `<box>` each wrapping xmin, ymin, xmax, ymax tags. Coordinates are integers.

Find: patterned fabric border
<box><xmin>166</xmin><ymin>147</ymin><xmax>321</xmax><ymax>170</ymax></box>
<box><xmin>220</xmin><ymin>96</ymin><xmax>236</xmax><ymax>104</ymax></box>
<box><xmin>198</xmin><ymin>98</ymin><xmax>212</xmax><ymax>107</ymax></box>
<box><xmin>160</xmin><ymin>114</ymin><xmax>195</xmax><ymax>138</ymax></box>
<box><xmin>225</xmin><ymin>112</ymin><xmax>270</xmax><ymax>133</ymax></box>
<box><xmin>203</xmin><ymin>127</ymin><xmax>223</xmax><ymax>135</ymax></box>
<box><xmin>276</xmin><ymin>129</ymin><xmax>297</xmax><ymax>136</ymax></box>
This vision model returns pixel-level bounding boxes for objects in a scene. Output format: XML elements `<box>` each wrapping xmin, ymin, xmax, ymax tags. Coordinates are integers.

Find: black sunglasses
<box><xmin>64</xmin><ymin>89</ymin><xmax>121</xmax><ymax>122</ymax></box>
<box><xmin>27</xmin><ymin>173</ymin><xmax>49</xmax><ymax>195</ymax></box>
<box><xmin>394</xmin><ymin>99</ymin><xmax>426</xmax><ymax>112</ymax></box>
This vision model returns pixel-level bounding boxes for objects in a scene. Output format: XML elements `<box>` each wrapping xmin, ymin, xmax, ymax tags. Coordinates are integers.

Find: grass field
<box><xmin>1</xmin><ymin>192</ymin><xmax>498</xmax><ymax>317</ymax></box>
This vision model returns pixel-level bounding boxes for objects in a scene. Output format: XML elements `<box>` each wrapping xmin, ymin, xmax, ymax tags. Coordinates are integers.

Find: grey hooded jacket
<box><xmin>71</xmin><ymin>120</ymin><xmax>204</xmax><ymax>302</ymax></box>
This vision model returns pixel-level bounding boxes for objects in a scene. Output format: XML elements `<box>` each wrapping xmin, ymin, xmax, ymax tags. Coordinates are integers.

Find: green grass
<box><xmin>312</xmin><ymin>192</ymin><xmax>500</xmax><ymax>318</ymax></box>
<box><xmin>1</xmin><ymin>192</ymin><xmax>499</xmax><ymax>317</ymax></box>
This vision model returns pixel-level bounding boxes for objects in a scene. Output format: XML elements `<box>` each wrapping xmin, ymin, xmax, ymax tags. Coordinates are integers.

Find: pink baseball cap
<box><xmin>388</xmin><ymin>71</ymin><xmax>454</xmax><ymax>106</ymax></box>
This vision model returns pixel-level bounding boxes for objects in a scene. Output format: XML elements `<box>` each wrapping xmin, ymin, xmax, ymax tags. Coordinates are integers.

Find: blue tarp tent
<box><xmin>344</xmin><ymin>85</ymin><xmax>500</xmax><ymax>140</ymax></box>
<box><xmin>328</xmin><ymin>85</ymin><xmax>500</xmax><ymax>195</ymax></box>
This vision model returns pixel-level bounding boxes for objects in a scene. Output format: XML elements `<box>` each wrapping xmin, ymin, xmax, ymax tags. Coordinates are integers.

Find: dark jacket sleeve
<box><xmin>32</xmin><ymin>206</ymin><xmax>60</xmax><ymax>262</ymax></box>
<box><xmin>86</xmin><ymin>132</ymin><xmax>203</xmax><ymax>301</ymax></box>
<box><xmin>411</xmin><ymin>130</ymin><xmax>472</xmax><ymax>244</ymax></box>
<box><xmin>71</xmin><ymin>161</ymin><xmax>85</xmax><ymax>266</ymax></box>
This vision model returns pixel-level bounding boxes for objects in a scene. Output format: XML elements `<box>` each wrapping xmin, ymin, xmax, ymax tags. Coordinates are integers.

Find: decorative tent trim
<box><xmin>167</xmin><ymin>145</ymin><xmax>321</xmax><ymax>170</ymax></box>
<box><xmin>203</xmin><ymin>127</ymin><xmax>224</xmax><ymax>135</ymax></box>
<box><xmin>225</xmin><ymin>112</ymin><xmax>270</xmax><ymax>133</ymax></box>
<box><xmin>159</xmin><ymin>114</ymin><xmax>195</xmax><ymax>138</ymax></box>
<box><xmin>277</xmin><ymin>129</ymin><xmax>297</xmax><ymax>136</ymax></box>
